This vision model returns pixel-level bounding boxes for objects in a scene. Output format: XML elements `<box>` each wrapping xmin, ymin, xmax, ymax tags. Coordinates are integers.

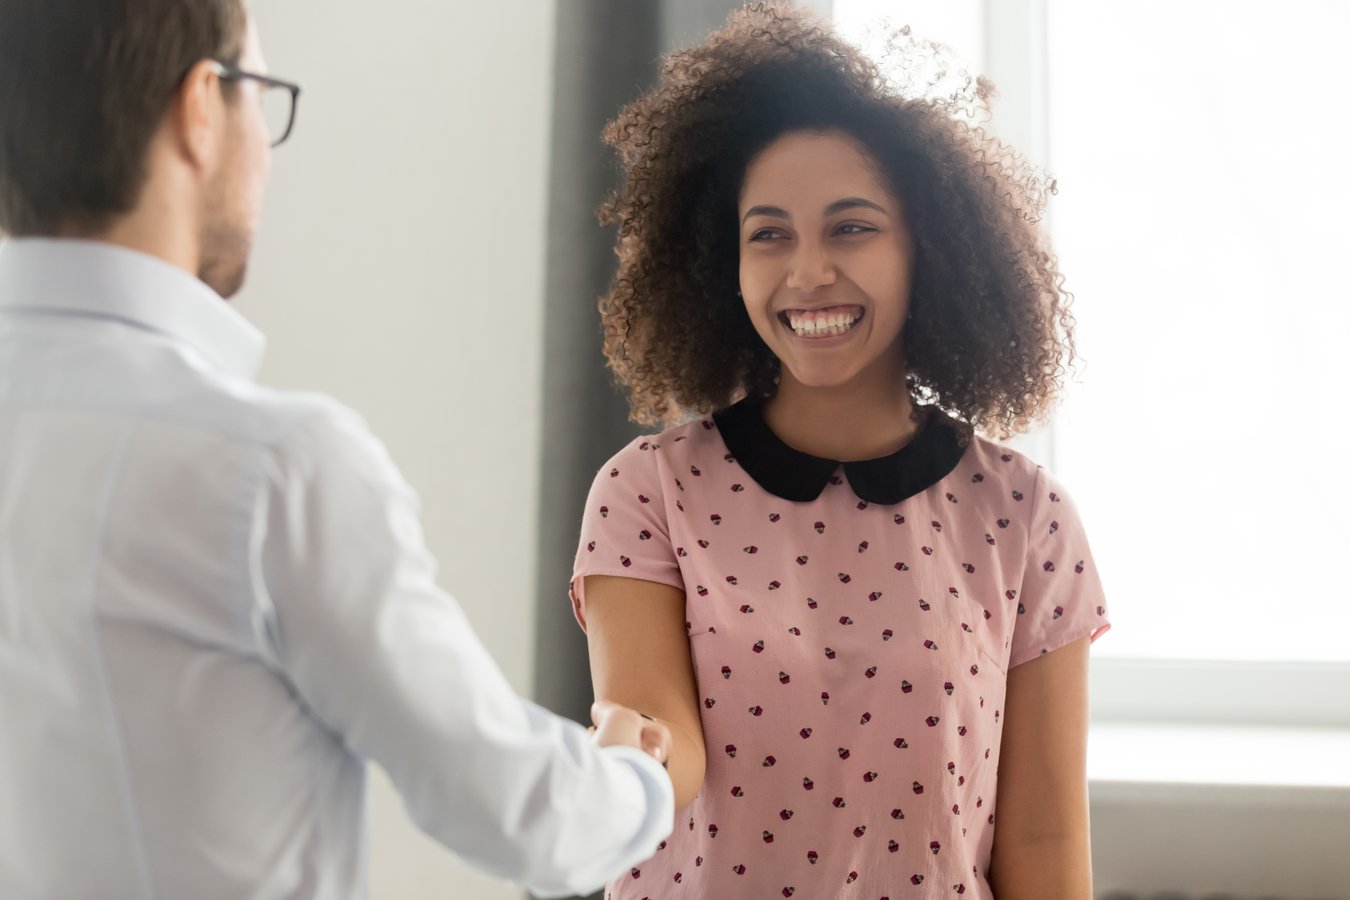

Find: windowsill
<box><xmin>1087</xmin><ymin>722</ymin><xmax>1350</xmax><ymax>898</ymax></box>
<box><xmin>1087</xmin><ymin>721</ymin><xmax>1350</xmax><ymax>794</ymax></box>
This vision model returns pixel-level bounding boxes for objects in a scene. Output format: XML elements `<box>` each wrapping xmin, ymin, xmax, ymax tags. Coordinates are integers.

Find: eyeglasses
<box><xmin>212</xmin><ymin>62</ymin><xmax>302</xmax><ymax>148</ymax></box>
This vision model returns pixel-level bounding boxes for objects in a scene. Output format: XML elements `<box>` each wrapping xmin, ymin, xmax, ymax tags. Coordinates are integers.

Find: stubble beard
<box><xmin>197</xmin><ymin>162</ymin><xmax>255</xmax><ymax>300</ymax></box>
<box><xmin>199</xmin><ymin>217</ymin><xmax>252</xmax><ymax>300</ymax></box>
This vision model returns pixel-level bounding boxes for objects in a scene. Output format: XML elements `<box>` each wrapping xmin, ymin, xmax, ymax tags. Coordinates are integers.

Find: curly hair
<box><xmin>597</xmin><ymin>3</ymin><xmax>1075</xmax><ymax>438</ymax></box>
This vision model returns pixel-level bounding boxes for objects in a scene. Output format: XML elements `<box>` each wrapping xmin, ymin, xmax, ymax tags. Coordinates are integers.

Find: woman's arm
<box><xmin>988</xmin><ymin>635</ymin><xmax>1093</xmax><ymax>899</ymax></box>
<box><xmin>583</xmin><ymin>574</ymin><xmax>707</xmax><ymax>812</ymax></box>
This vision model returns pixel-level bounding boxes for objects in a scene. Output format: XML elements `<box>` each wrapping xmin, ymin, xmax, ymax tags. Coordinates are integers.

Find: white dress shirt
<box><xmin>0</xmin><ymin>238</ymin><xmax>673</xmax><ymax>900</ymax></box>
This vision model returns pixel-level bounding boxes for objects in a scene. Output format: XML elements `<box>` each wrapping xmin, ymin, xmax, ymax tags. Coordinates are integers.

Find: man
<box><xmin>0</xmin><ymin>2</ymin><xmax>673</xmax><ymax>898</ymax></box>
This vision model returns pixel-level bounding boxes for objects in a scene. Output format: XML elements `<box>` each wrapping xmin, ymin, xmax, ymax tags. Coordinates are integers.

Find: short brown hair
<box><xmin>0</xmin><ymin>0</ymin><xmax>248</xmax><ymax>235</ymax></box>
<box><xmin>599</xmin><ymin>3</ymin><xmax>1075</xmax><ymax>438</ymax></box>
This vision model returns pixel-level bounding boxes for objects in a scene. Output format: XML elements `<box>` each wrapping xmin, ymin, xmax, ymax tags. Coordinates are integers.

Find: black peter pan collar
<box><xmin>711</xmin><ymin>398</ymin><xmax>967</xmax><ymax>506</ymax></box>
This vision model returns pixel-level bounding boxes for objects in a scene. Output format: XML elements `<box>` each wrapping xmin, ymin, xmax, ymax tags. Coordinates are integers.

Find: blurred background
<box><xmin>237</xmin><ymin>1</ymin><xmax>1350</xmax><ymax>897</ymax></box>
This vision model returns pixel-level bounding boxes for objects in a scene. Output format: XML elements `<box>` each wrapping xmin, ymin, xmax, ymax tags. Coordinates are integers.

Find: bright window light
<box><xmin>1046</xmin><ymin>0</ymin><xmax>1350</xmax><ymax>661</ymax></box>
<box><xmin>832</xmin><ymin>0</ymin><xmax>984</xmax><ymax>80</ymax></box>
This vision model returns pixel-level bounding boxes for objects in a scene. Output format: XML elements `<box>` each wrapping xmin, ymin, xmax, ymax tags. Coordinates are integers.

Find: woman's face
<box><xmin>738</xmin><ymin>130</ymin><xmax>914</xmax><ymax>392</ymax></box>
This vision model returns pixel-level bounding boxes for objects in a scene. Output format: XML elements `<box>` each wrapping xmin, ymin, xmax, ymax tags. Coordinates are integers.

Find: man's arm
<box><xmin>250</xmin><ymin>406</ymin><xmax>673</xmax><ymax>897</ymax></box>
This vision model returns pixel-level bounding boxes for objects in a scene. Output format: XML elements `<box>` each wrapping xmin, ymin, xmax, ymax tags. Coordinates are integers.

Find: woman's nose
<box><xmin>785</xmin><ymin>240</ymin><xmax>837</xmax><ymax>293</ymax></box>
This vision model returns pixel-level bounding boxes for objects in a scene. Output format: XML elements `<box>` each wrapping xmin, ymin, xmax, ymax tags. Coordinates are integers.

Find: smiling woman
<box><xmin>571</xmin><ymin>4</ymin><xmax>1110</xmax><ymax>899</ymax></box>
<box><xmin>737</xmin><ymin>131</ymin><xmax>915</xmax><ymax>450</ymax></box>
<box><xmin>595</xmin><ymin>5</ymin><xmax>1069</xmax><ymax>440</ymax></box>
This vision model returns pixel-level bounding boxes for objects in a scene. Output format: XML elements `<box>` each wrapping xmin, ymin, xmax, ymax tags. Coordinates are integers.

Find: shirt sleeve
<box><xmin>249</xmin><ymin>404</ymin><xmax>673</xmax><ymax>898</ymax></box>
<box><xmin>570</xmin><ymin>437</ymin><xmax>684</xmax><ymax>632</ymax></box>
<box><xmin>1009</xmin><ymin>466</ymin><xmax>1111</xmax><ymax>669</ymax></box>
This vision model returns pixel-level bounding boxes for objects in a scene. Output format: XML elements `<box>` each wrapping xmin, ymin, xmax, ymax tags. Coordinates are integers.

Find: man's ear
<box><xmin>167</xmin><ymin>59</ymin><xmax>225</xmax><ymax>173</ymax></box>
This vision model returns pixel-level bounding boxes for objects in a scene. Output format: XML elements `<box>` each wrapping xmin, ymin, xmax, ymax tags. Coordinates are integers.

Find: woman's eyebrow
<box><xmin>741</xmin><ymin>204</ymin><xmax>789</xmax><ymax>225</ymax></box>
<box><xmin>824</xmin><ymin>197</ymin><xmax>887</xmax><ymax>217</ymax></box>
<box><xmin>741</xmin><ymin>197</ymin><xmax>888</xmax><ymax>225</ymax></box>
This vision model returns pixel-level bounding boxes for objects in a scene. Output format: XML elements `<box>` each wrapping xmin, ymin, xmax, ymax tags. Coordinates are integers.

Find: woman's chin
<box><xmin>779</xmin><ymin>362</ymin><xmax>865</xmax><ymax>392</ymax></box>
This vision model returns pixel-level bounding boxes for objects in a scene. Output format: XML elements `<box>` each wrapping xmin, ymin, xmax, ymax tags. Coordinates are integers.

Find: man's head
<box><xmin>0</xmin><ymin>0</ymin><xmax>280</xmax><ymax>297</ymax></box>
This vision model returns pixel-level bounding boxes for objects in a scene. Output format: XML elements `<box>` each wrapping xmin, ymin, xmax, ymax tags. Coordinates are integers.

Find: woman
<box><xmin>571</xmin><ymin>5</ymin><xmax>1110</xmax><ymax>898</ymax></box>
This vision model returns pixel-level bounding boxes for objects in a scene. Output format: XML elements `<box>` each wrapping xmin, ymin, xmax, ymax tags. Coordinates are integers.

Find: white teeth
<box><xmin>786</xmin><ymin>311</ymin><xmax>860</xmax><ymax>337</ymax></box>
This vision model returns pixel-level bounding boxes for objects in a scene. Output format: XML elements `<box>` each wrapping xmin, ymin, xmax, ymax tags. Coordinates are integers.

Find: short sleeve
<box><xmin>570</xmin><ymin>437</ymin><xmax>684</xmax><ymax>631</ymax></box>
<box><xmin>1009</xmin><ymin>467</ymin><xmax>1111</xmax><ymax>668</ymax></box>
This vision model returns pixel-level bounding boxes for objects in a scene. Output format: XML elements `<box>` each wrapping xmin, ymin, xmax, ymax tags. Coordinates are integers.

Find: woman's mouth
<box><xmin>779</xmin><ymin>305</ymin><xmax>865</xmax><ymax>339</ymax></box>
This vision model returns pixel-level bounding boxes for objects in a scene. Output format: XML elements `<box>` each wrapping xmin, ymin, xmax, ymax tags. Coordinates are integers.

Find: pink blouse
<box><xmin>572</xmin><ymin>404</ymin><xmax>1109</xmax><ymax>899</ymax></box>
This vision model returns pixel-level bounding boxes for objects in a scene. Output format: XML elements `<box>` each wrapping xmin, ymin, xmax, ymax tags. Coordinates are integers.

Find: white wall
<box><xmin>237</xmin><ymin>3</ymin><xmax>556</xmax><ymax>898</ymax></box>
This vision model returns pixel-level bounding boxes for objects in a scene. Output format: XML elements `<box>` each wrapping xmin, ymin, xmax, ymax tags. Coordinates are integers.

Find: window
<box><xmin>1044</xmin><ymin>0</ymin><xmax>1350</xmax><ymax>663</ymax></box>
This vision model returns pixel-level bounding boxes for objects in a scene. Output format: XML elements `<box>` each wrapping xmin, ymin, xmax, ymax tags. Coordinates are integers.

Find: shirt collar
<box><xmin>0</xmin><ymin>237</ymin><xmax>266</xmax><ymax>378</ymax></box>
<box><xmin>712</xmin><ymin>397</ymin><xmax>967</xmax><ymax>505</ymax></box>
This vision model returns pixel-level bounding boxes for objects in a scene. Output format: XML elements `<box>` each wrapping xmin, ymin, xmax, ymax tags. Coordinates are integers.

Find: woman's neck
<box><xmin>762</xmin><ymin>369</ymin><xmax>919</xmax><ymax>462</ymax></box>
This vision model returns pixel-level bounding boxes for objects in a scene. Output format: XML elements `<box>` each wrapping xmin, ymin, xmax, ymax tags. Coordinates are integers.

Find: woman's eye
<box><xmin>836</xmin><ymin>222</ymin><xmax>877</xmax><ymax>236</ymax></box>
<box><xmin>748</xmin><ymin>229</ymin><xmax>784</xmax><ymax>242</ymax></box>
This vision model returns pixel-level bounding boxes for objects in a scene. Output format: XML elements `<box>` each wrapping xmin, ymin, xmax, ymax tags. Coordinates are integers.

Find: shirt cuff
<box><xmin>526</xmin><ymin>743</ymin><xmax>674</xmax><ymax>899</ymax></box>
<box><xmin>597</xmin><ymin>745</ymin><xmax>675</xmax><ymax>866</ymax></box>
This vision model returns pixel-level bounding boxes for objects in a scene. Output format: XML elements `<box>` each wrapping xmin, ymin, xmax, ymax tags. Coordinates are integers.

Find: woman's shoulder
<box><xmin>598</xmin><ymin>415</ymin><xmax>728</xmax><ymax>472</ymax></box>
<box><xmin>957</xmin><ymin>433</ymin><xmax>1093</xmax><ymax>536</ymax></box>
<box><xmin>960</xmin><ymin>433</ymin><xmax>1048</xmax><ymax>489</ymax></box>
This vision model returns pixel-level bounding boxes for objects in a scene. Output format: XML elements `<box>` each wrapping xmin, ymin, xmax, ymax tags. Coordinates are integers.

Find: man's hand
<box><xmin>591</xmin><ymin>700</ymin><xmax>672</xmax><ymax>766</ymax></box>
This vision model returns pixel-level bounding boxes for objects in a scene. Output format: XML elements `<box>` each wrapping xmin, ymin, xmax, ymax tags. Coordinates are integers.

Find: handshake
<box><xmin>590</xmin><ymin>700</ymin><xmax>672</xmax><ymax>767</ymax></box>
